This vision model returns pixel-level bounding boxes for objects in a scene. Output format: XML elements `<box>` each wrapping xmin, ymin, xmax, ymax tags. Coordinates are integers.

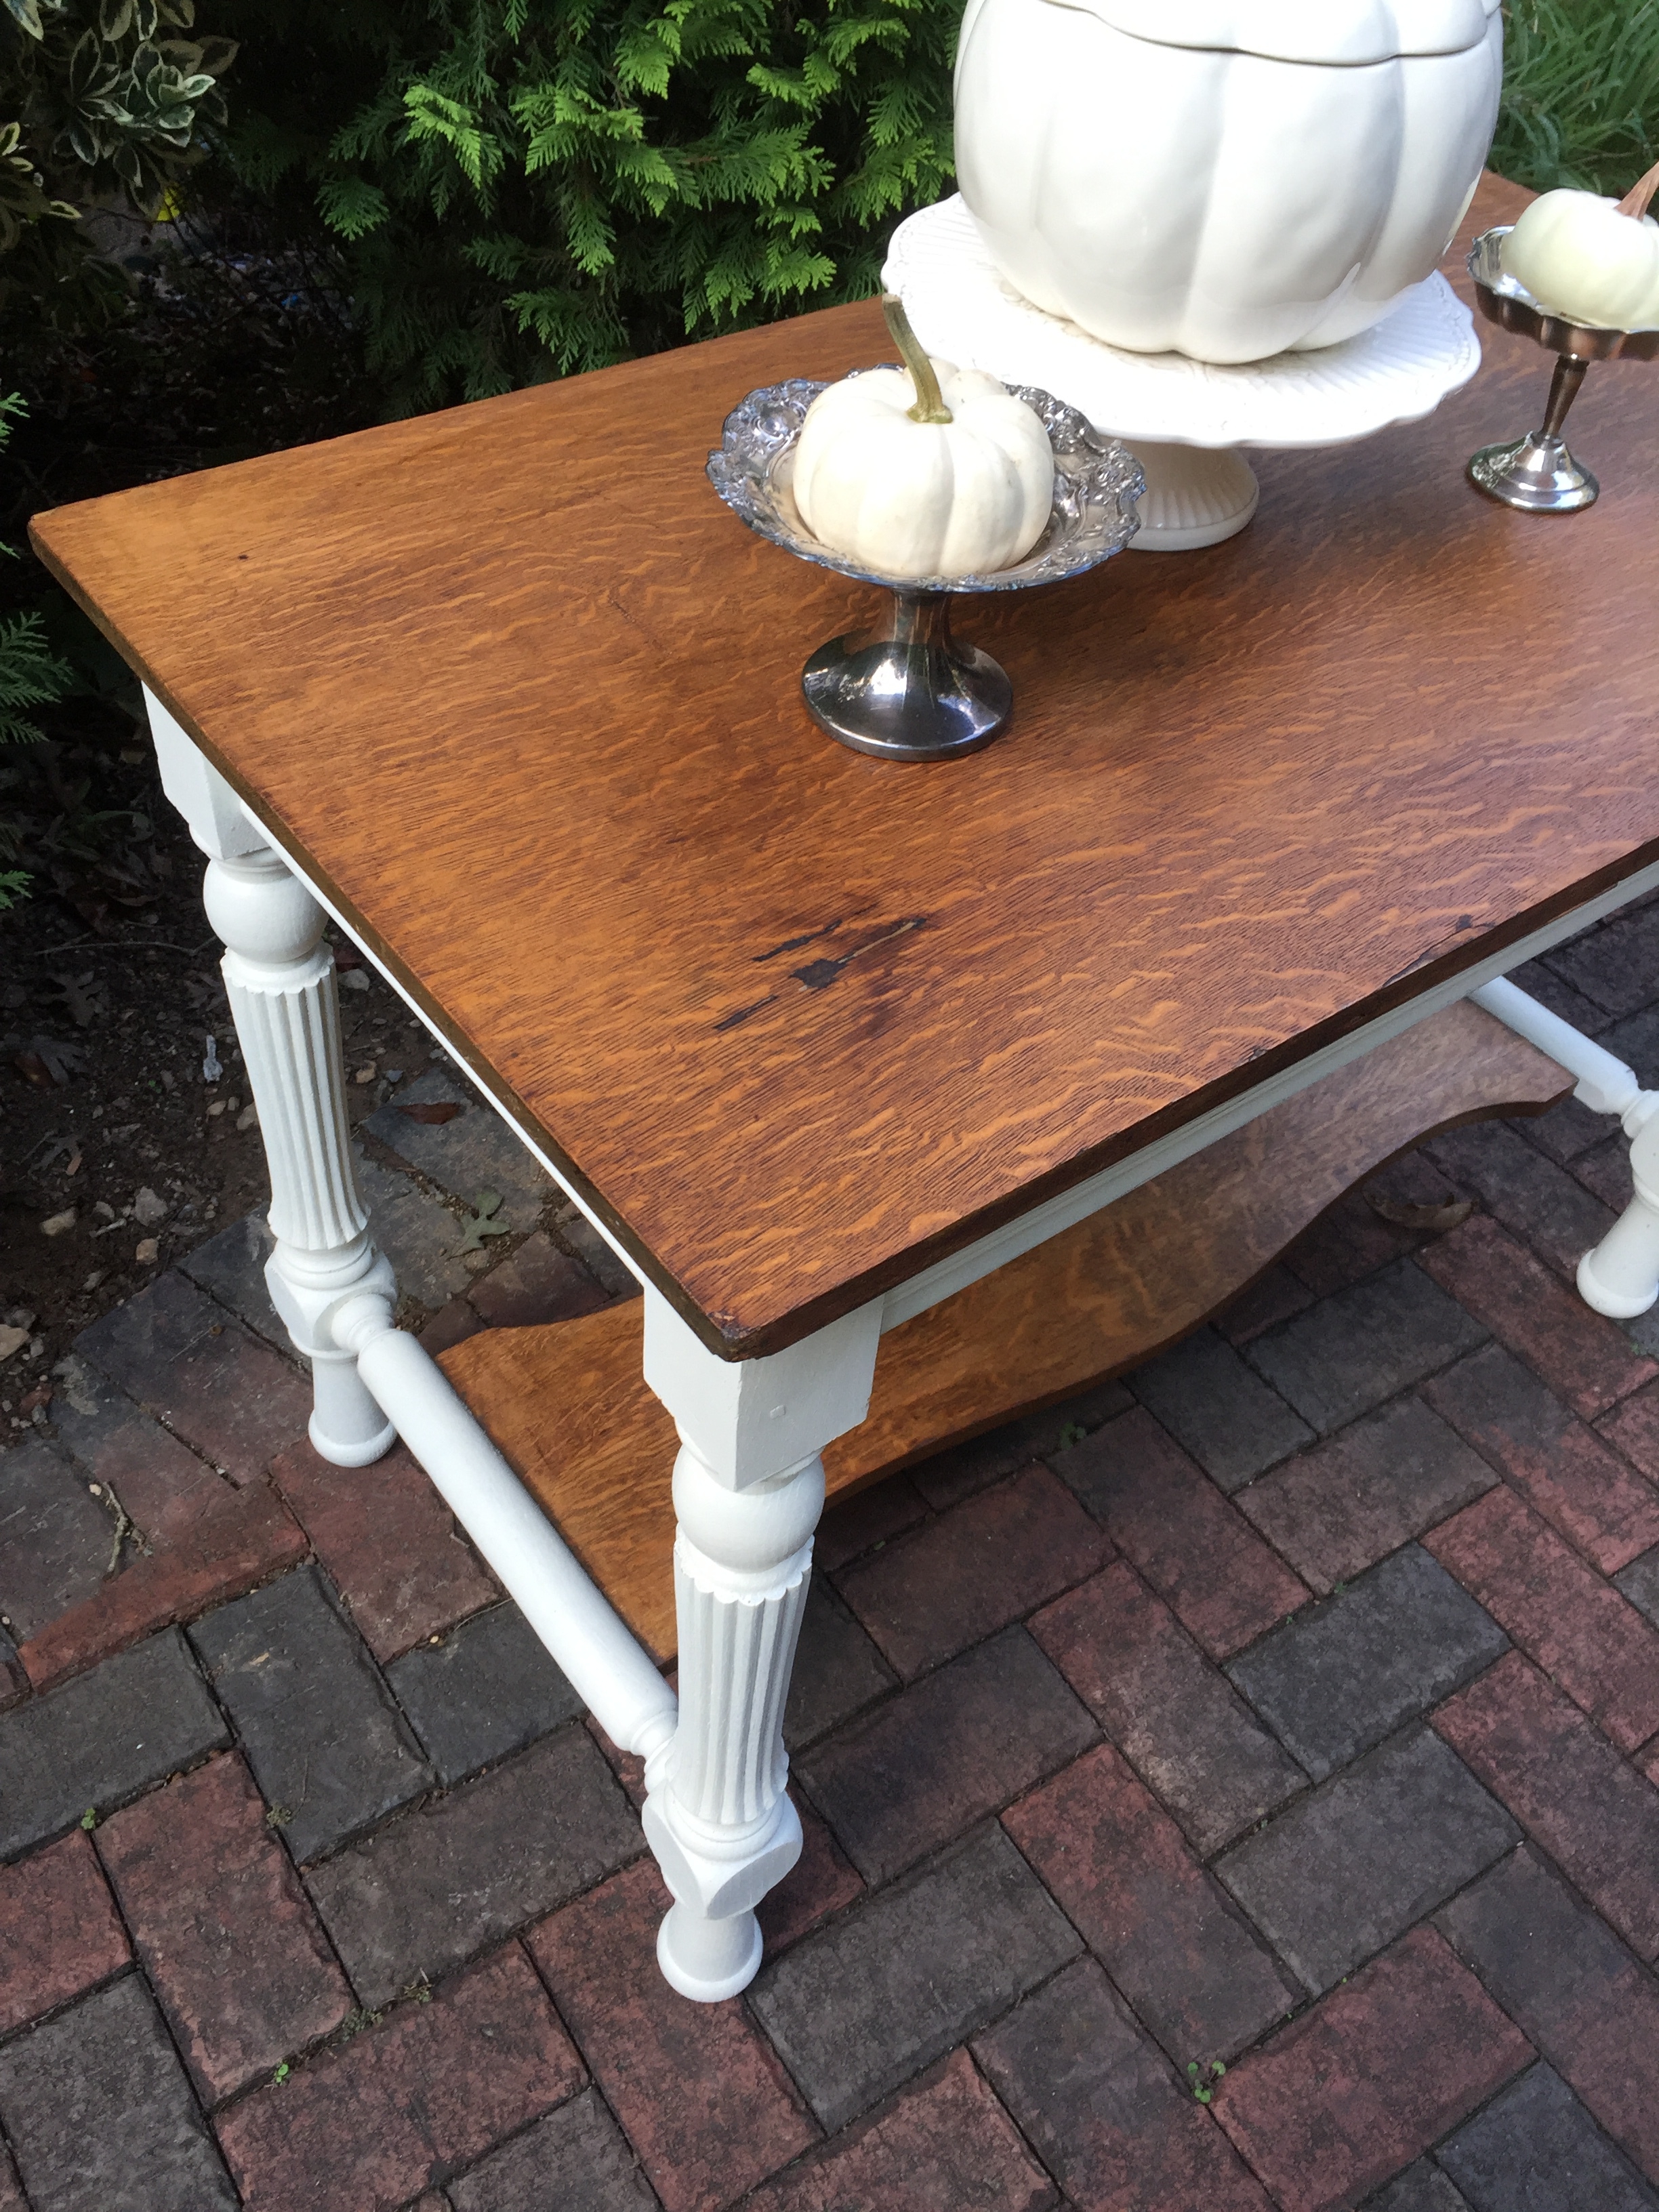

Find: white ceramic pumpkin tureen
<box><xmin>954</xmin><ymin>0</ymin><xmax>1504</xmax><ymax>365</ymax></box>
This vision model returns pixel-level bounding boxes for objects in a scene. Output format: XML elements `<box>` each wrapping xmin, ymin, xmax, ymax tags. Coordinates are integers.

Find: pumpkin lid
<box><xmin>1062</xmin><ymin>0</ymin><xmax>1498</xmax><ymax>62</ymax></box>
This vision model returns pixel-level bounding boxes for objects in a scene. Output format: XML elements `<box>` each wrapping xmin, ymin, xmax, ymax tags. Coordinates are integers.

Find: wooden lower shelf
<box><xmin>438</xmin><ymin>1000</ymin><xmax>1568</xmax><ymax>1659</ymax></box>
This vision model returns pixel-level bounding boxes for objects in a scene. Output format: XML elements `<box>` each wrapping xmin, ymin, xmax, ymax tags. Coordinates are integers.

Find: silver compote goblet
<box><xmin>1467</xmin><ymin>226</ymin><xmax>1659</xmax><ymax>513</ymax></box>
<box><xmin>707</xmin><ymin>375</ymin><xmax>1144</xmax><ymax>762</ymax></box>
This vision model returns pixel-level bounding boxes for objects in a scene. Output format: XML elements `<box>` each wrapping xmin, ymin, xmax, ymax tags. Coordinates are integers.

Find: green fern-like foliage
<box><xmin>218</xmin><ymin>0</ymin><xmax>961</xmax><ymax>415</ymax></box>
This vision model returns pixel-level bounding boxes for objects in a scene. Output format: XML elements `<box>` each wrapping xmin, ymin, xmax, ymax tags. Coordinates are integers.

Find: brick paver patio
<box><xmin>5</xmin><ymin>918</ymin><xmax>1659</xmax><ymax>2209</ymax></box>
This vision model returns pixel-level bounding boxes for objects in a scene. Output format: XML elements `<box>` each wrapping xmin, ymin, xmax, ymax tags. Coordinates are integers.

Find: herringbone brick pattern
<box><xmin>5</xmin><ymin>922</ymin><xmax>1659</xmax><ymax>2209</ymax></box>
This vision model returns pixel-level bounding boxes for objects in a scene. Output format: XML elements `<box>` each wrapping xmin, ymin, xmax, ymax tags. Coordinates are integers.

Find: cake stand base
<box><xmin>1123</xmin><ymin>440</ymin><xmax>1261</xmax><ymax>551</ymax></box>
<box><xmin>883</xmin><ymin>197</ymin><xmax>1481</xmax><ymax>554</ymax></box>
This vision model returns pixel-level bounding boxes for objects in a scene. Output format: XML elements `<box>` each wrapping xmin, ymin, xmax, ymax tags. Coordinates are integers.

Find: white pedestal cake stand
<box><xmin>883</xmin><ymin>197</ymin><xmax>1483</xmax><ymax>551</ymax></box>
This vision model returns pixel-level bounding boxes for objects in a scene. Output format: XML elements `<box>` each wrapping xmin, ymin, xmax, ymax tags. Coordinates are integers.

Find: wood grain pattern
<box><xmin>32</xmin><ymin>171</ymin><xmax>1649</xmax><ymax>1355</ymax></box>
<box><xmin>438</xmin><ymin>1000</ymin><xmax>1568</xmax><ymax>1657</ymax></box>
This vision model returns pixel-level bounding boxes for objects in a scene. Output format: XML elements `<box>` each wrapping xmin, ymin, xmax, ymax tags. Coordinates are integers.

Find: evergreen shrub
<box><xmin>215</xmin><ymin>0</ymin><xmax>962</xmax><ymax>415</ymax></box>
<box><xmin>0</xmin><ymin>0</ymin><xmax>234</xmax><ymax>335</ymax></box>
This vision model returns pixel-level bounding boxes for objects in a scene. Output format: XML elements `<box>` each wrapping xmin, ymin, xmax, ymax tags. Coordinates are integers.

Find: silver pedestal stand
<box><xmin>707</xmin><ymin>379</ymin><xmax>1143</xmax><ymax>763</ymax></box>
<box><xmin>1467</xmin><ymin>227</ymin><xmax>1659</xmax><ymax>514</ymax></box>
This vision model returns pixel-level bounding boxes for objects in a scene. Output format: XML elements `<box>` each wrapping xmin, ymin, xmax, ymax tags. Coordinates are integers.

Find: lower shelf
<box><xmin>438</xmin><ymin>998</ymin><xmax>1568</xmax><ymax>1659</ymax></box>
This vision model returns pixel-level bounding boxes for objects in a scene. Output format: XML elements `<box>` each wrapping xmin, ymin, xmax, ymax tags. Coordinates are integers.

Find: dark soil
<box><xmin>0</xmin><ymin>785</ymin><xmax>441</xmax><ymax>1408</ymax></box>
<box><xmin>1</xmin><ymin>202</ymin><xmax>392</xmax><ymax>1407</ymax></box>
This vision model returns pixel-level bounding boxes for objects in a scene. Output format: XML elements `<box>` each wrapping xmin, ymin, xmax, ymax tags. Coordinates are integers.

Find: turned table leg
<box><xmin>1580</xmin><ymin>1105</ymin><xmax>1659</xmax><ymax>1318</ymax></box>
<box><xmin>146</xmin><ymin>693</ymin><xmax>396</xmax><ymax>1465</ymax></box>
<box><xmin>638</xmin><ymin>1289</ymin><xmax>884</xmax><ymax>2001</ymax></box>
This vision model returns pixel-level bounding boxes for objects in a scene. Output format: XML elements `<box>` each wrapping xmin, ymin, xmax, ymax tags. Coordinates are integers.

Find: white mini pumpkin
<box><xmin>792</xmin><ymin>300</ymin><xmax>1054</xmax><ymax>578</ymax></box>
<box><xmin>1502</xmin><ymin>164</ymin><xmax>1659</xmax><ymax>331</ymax></box>
<box><xmin>954</xmin><ymin>0</ymin><xmax>1504</xmax><ymax>365</ymax></box>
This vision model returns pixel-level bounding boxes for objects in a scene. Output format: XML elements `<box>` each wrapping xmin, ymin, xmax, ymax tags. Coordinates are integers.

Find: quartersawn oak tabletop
<box><xmin>31</xmin><ymin>173</ymin><xmax>1659</xmax><ymax>1358</ymax></box>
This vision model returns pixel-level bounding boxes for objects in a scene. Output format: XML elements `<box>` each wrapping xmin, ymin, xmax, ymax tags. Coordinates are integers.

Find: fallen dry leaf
<box><xmin>398</xmin><ymin>1101</ymin><xmax>462</xmax><ymax>1125</ymax></box>
<box><xmin>0</xmin><ymin>1324</ymin><xmax>28</xmax><ymax>1363</ymax></box>
<box><xmin>1366</xmin><ymin>1193</ymin><xmax>1475</xmax><ymax>1233</ymax></box>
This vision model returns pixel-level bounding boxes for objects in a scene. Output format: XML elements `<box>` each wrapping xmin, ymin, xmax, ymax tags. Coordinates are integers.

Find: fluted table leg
<box><xmin>146</xmin><ymin>692</ymin><xmax>396</xmax><ymax>1465</ymax></box>
<box><xmin>638</xmin><ymin>1289</ymin><xmax>884</xmax><ymax>2000</ymax></box>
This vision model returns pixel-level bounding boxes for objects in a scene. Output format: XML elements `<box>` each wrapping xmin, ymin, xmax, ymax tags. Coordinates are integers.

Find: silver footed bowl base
<box><xmin>802</xmin><ymin>591</ymin><xmax>1011</xmax><ymax>762</ymax></box>
<box><xmin>1469</xmin><ymin>430</ymin><xmax>1599</xmax><ymax>513</ymax></box>
<box><xmin>708</xmin><ymin>376</ymin><xmax>1143</xmax><ymax>764</ymax></box>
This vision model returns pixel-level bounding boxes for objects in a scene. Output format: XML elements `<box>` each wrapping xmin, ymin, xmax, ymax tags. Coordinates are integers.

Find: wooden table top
<box><xmin>33</xmin><ymin>173</ymin><xmax>1659</xmax><ymax>1358</ymax></box>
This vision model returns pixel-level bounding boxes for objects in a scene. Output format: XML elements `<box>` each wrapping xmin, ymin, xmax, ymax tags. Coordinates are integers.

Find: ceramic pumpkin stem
<box><xmin>881</xmin><ymin>293</ymin><xmax>954</xmax><ymax>424</ymax></box>
<box><xmin>1617</xmin><ymin>159</ymin><xmax>1659</xmax><ymax>221</ymax></box>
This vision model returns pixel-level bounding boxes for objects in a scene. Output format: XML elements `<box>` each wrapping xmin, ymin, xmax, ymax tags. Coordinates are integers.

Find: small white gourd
<box><xmin>1502</xmin><ymin>159</ymin><xmax>1659</xmax><ymax>330</ymax></box>
<box><xmin>792</xmin><ymin>295</ymin><xmax>1053</xmax><ymax>580</ymax></box>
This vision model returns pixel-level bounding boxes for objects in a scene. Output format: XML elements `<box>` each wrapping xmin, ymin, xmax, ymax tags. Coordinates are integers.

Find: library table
<box><xmin>31</xmin><ymin>172</ymin><xmax>1659</xmax><ymax>2000</ymax></box>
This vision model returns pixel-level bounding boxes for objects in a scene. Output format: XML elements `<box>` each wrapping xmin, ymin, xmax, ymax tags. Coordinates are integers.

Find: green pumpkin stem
<box><xmin>882</xmin><ymin>293</ymin><xmax>953</xmax><ymax>425</ymax></box>
<box><xmin>1618</xmin><ymin>159</ymin><xmax>1659</xmax><ymax>221</ymax></box>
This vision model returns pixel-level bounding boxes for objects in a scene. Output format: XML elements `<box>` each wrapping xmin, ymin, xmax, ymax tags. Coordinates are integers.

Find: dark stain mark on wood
<box><xmin>793</xmin><ymin>915</ymin><xmax>928</xmax><ymax>991</ymax></box>
<box><xmin>754</xmin><ymin>920</ymin><xmax>844</xmax><ymax>964</ymax></box>
<box><xmin>714</xmin><ymin>994</ymin><xmax>779</xmax><ymax>1033</ymax></box>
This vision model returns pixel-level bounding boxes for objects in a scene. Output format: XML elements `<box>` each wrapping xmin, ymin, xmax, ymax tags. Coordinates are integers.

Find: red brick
<box><xmin>0</xmin><ymin>1829</ymin><xmax>129</xmax><ymax>2036</ymax></box>
<box><xmin>1422</xmin><ymin>1344</ymin><xmax>1659</xmax><ymax>1574</ymax></box>
<box><xmin>18</xmin><ymin>1475</ymin><xmax>308</xmax><ymax>1692</ymax></box>
<box><xmin>1055</xmin><ymin>1410</ymin><xmax>1307</xmax><ymax>1658</ymax></box>
<box><xmin>1004</xmin><ymin>1744</ymin><xmax>1297</xmax><ymax>2061</ymax></box>
<box><xmin>272</xmin><ymin>1437</ymin><xmax>495</xmax><ymax>1660</ymax></box>
<box><xmin>467</xmin><ymin>1232</ymin><xmax>608</xmax><ymax>1328</ymax></box>
<box><xmin>836</xmin><ymin>1466</ymin><xmax>1108</xmax><ymax>1678</ymax></box>
<box><xmin>1235</xmin><ymin>1395</ymin><xmax>1494</xmax><ymax>1595</ymax></box>
<box><xmin>216</xmin><ymin>1943</ymin><xmax>582</xmax><ymax>2212</ymax></box>
<box><xmin>760</xmin><ymin>1796</ymin><xmax>863</xmax><ymax>1959</ymax></box>
<box><xmin>745</xmin><ymin>2050</ymin><xmax>1056</xmax><ymax>2212</ymax></box>
<box><xmin>1031</xmin><ymin>1563</ymin><xmax>1304</xmax><ymax>1855</ymax></box>
<box><xmin>975</xmin><ymin>1956</ymin><xmax>1273</xmax><ymax>2212</ymax></box>
<box><xmin>96</xmin><ymin>1751</ymin><xmax>351</xmax><ymax>2104</ymax></box>
<box><xmin>1597</xmin><ymin>1378</ymin><xmax>1659</xmax><ymax>1496</ymax></box>
<box><xmin>1433</xmin><ymin>1652</ymin><xmax>1659</xmax><ymax>1958</ymax></box>
<box><xmin>1213</xmin><ymin>1926</ymin><xmax>1532</xmax><ymax>2212</ymax></box>
<box><xmin>1425</xmin><ymin>1487</ymin><xmax>1659</xmax><ymax>1751</ymax></box>
<box><xmin>1574</xmin><ymin>1132</ymin><xmax>1637</xmax><ymax>1213</ymax></box>
<box><xmin>814</xmin><ymin>1475</ymin><xmax>928</xmax><ymax>1574</ymax></box>
<box><xmin>1419</xmin><ymin>1216</ymin><xmax>1657</xmax><ymax>1420</ymax></box>
<box><xmin>54</xmin><ymin>1383</ymin><xmax>230</xmax><ymax>1548</ymax></box>
<box><xmin>529</xmin><ymin>1858</ymin><xmax>817</xmax><ymax>2212</ymax></box>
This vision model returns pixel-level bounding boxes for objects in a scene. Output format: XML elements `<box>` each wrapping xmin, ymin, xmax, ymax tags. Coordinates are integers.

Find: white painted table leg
<box><xmin>1580</xmin><ymin>1107</ymin><xmax>1659</xmax><ymax>1318</ymax></box>
<box><xmin>1471</xmin><ymin>975</ymin><xmax>1659</xmax><ymax>1319</ymax></box>
<box><xmin>146</xmin><ymin>691</ymin><xmax>396</xmax><ymax>1465</ymax></box>
<box><xmin>639</xmin><ymin>1290</ymin><xmax>883</xmax><ymax>2001</ymax></box>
